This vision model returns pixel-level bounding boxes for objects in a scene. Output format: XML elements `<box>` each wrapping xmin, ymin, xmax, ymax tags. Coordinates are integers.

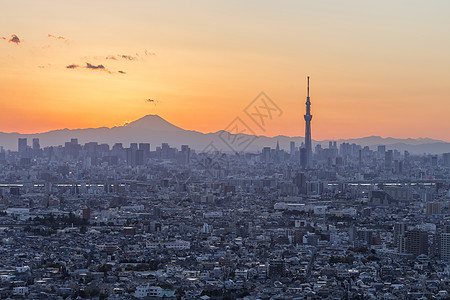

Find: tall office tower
<box><xmin>139</xmin><ymin>143</ymin><xmax>151</xmax><ymax>161</ymax></box>
<box><xmin>440</xmin><ymin>233</ymin><xmax>450</xmax><ymax>261</ymax></box>
<box><xmin>18</xmin><ymin>138</ymin><xmax>27</xmax><ymax>154</ymax></box>
<box><xmin>180</xmin><ymin>145</ymin><xmax>191</xmax><ymax>164</ymax></box>
<box><xmin>377</xmin><ymin>145</ymin><xmax>386</xmax><ymax>159</ymax></box>
<box><xmin>261</xmin><ymin>147</ymin><xmax>271</xmax><ymax>162</ymax></box>
<box><xmin>293</xmin><ymin>172</ymin><xmax>307</xmax><ymax>195</ymax></box>
<box><xmin>290</xmin><ymin>141</ymin><xmax>295</xmax><ymax>156</ymax></box>
<box><xmin>443</xmin><ymin>153</ymin><xmax>450</xmax><ymax>167</ymax></box>
<box><xmin>385</xmin><ymin>150</ymin><xmax>393</xmax><ymax>171</ymax></box>
<box><xmin>303</xmin><ymin>76</ymin><xmax>313</xmax><ymax>168</ymax></box>
<box><xmin>32</xmin><ymin>138</ymin><xmax>40</xmax><ymax>151</ymax></box>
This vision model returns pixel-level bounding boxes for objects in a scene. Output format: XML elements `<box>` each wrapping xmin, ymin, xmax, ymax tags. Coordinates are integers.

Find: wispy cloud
<box><xmin>1</xmin><ymin>34</ymin><xmax>21</xmax><ymax>45</ymax></box>
<box><xmin>47</xmin><ymin>34</ymin><xmax>69</xmax><ymax>44</ymax></box>
<box><xmin>105</xmin><ymin>54</ymin><xmax>139</xmax><ymax>61</ymax></box>
<box><xmin>144</xmin><ymin>49</ymin><xmax>156</xmax><ymax>56</ymax></box>
<box><xmin>119</xmin><ymin>54</ymin><xmax>138</xmax><ymax>60</ymax></box>
<box><xmin>37</xmin><ymin>64</ymin><xmax>52</xmax><ymax>69</ymax></box>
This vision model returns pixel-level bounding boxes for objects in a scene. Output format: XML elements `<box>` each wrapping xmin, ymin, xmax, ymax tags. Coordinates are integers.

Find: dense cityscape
<box><xmin>3</xmin><ymin>0</ymin><xmax>450</xmax><ymax>299</ymax></box>
<box><xmin>0</xmin><ymin>120</ymin><xmax>449</xmax><ymax>300</ymax></box>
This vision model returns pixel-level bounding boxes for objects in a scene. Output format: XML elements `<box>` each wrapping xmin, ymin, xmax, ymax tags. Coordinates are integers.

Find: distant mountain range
<box><xmin>0</xmin><ymin>115</ymin><xmax>449</xmax><ymax>154</ymax></box>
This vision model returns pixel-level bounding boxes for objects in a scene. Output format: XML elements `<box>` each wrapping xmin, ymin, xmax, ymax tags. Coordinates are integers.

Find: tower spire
<box><xmin>304</xmin><ymin>76</ymin><xmax>313</xmax><ymax>169</ymax></box>
<box><xmin>307</xmin><ymin>76</ymin><xmax>310</xmax><ymax>98</ymax></box>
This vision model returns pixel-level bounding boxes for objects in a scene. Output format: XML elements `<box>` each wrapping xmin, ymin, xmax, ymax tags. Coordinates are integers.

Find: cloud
<box><xmin>119</xmin><ymin>54</ymin><xmax>138</xmax><ymax>61</ymax></box>
<box><xmin>48</xmin><ymin>34</ymin><xmax>69</xmax><ymax>44</ymax></box>
<box><xmin>48</xmin><ymin>34</ymin><xmax>65</xmax><ymax>40</ymax></box>
<box><xmin>106</xmin><ymin>54</ymin><xmax>138</xmax><ymax>61</ymax></box>
<box><xmin>86</xmin><ymin>63</ymin><xmax>105</xmax><ymax>70</ymax></box>
<box><xmin>38</xmin><ymin>64</ymin><xmax>52</xmax><ymax>69</ymax></box>
<box><xmin>66</xmin><ymin>62</ymin><xmax>125</xmax><ymax>75</ymax></box>
<box><xmin>1</xmin><ymin>34</ymin><xmax>21</xmax><ymax>44</ymax></box>
<box><xmin>144</xmin><ymin>49</ymin><xmax>156</xmax><ymax>56</ymax></box>
<box><xmin>9</xmin><ymin>35</ymin><xmax>20</xmax><ymax>44</ymax></box>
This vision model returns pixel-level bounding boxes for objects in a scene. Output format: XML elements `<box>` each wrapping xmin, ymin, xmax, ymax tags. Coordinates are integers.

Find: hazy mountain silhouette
<box><xmin>0</xmin><ymin>115</ymin><xmax>449</xmax><ymax>154</ymax></box>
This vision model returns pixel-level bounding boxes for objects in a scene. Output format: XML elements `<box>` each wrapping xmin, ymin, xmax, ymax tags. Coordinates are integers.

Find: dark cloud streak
<box><xmin>1</xmin><ymin>34</ymin><xmax>21</xmax><ymax>44</ymax></box>
<box><xmin>86</xmin><ymin>63</ymin><xmax>105</xmax><ymax>70</ymax></box>
<box><xmin>120</xmin><ymin>54</ymin><xmax>137</xmax><ymax>60</ymax></box>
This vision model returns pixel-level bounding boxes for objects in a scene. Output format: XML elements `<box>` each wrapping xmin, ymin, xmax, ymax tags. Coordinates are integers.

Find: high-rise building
<box><xmin>32</xmin><ymin>138</ymin><xmax>40</xmax><ymax>151</ymax></box>
<box><xmin>293</xmin><ymin>172</ymin><xmax>307</xmax><ymax>195</ymax></box>
<box><xmin>290</xmin><ymin>141</ymin><xmax>295</xmax><ymax>156</ymax></box>
<box><xmin>261</xmin><ymin>147</ymin><xmax>271</xmax><ymax>162</ymax></box>
<box><xmin>385</xmin><ymin>150</ymin><xmax>393</xmax><ymax>171</ymax></box>
<box><xmin>404</xmin><ymin>230</ymin><xmax>428</xmax><ymax>257</ymax></box>
<box><xmin>393</xmin><ymin>223</ymin><xmax>406</xmax><ymax>248</ymax></box>
<box><xmin>426</xmin><ymin>202</ymin><xmax>442</xmax><ymax>215</ymax></box>
<box><xmin>180</xmin><ymin>145</ymin><xmax>191</xmax><ymax>164</ymax></box>
<box><xmin>18</xmin><ymin>138</ymin><xmax>27</xmax><ymax>154</ymax></box>
<box><xmin>443</xmin><ymin>153</ymin><xmax>450</xmax><ymax>167</ymax></box>
<box><xmin>377</xmin><ymin>145</ymin><xmax>386</xmax><ymax>159</ymax></box>
<box><xmin>303</xmin><ymin>76</ymin><xmax>313</xmax><ymax>169</ymax></box>
<box><xmin>440</xmin><ymin>233</ymin><xmax>450</xmax><ymax>261</ymax></box>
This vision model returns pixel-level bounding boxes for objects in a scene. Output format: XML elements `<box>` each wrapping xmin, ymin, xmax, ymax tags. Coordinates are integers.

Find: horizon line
<box><xmin>0</xmin><ymin>114</ymin><xmax>448</xmax><ymax>144</ymax></box>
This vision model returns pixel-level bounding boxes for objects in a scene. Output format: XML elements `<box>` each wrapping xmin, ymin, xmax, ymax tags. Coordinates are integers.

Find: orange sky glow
<box><xmin>1</xmin><ymin>0</ymin><xmax>449</xmax><ymax>142</ymax></box>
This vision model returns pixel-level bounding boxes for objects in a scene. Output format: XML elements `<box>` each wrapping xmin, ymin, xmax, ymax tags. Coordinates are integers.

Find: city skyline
<box><xmin>2</xmin><ymin>2</ymin><xmax>450</xmax><ymax>297</ymax></box>
<box><xmin>1</xmin><ymin>1</ymin><xmax>450</xmax><ymax>141</ymax></box>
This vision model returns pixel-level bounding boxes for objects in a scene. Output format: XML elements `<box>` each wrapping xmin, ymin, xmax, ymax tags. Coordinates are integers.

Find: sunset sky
<box><xmin>1</xmin><ymin>0</ymin><xmax>450</xmax><ymax>141</ymax></box>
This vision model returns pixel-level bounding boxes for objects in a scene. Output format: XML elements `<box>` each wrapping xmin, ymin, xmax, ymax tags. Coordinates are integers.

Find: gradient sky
<box><xmin>1</xmin><ymin>0</ymin><xmax>449</xmax><ymax>141</ymax></box>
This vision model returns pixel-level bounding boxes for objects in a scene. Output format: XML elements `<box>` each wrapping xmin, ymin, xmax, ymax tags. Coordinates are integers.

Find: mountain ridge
<box><xmin>0</xmin><ymin>115</ymin><xmax>448</xmax><ymax>154</ymax></box>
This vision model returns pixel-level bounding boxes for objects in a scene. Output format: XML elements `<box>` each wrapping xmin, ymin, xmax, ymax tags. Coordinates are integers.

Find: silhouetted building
<box><xmin>261</xmin><ymin>147</ymin><xmax>271</xmax><ymax>162</ymax></box>
<box><xmin>126</xmin><ymin>148</ymin><xmax>144</xmax><ymax>167</ymax></box>
<box><xmin>32</xmin><ymin>138</ymin><xmax>40</xmax><ymax>151</ymax></box>
<box><xmin>404</xmin><ymin>230</ymin><xmax>428</xmax><ymax>257</ymax></box>
<box><xmin>290</xmin><ymin>141</ymin><xmax>295</xmax><ymax>156</ymax></box>
<box><xmin>293</xmin><ymin>172</ymin><xmax>307</xmax><ymax>195</ymax></box>
<box><xmin>385</xmin><ymin>150</ymin><xmax>393</xmax><ymax>171</ymax></box>
<box><xmin>443</xmin><ymin>153</ymin><xmax>450</xmax><ymax>167</ymax></box>
<box><xmin>18</xmin><ymin>138</ymin><xmax>27</xmax><ymax>155</ymax></box>
<box><xmin>303</xmin><ymin>76</ymin><xmax>313</xmax><ymax>168</ymax></box>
